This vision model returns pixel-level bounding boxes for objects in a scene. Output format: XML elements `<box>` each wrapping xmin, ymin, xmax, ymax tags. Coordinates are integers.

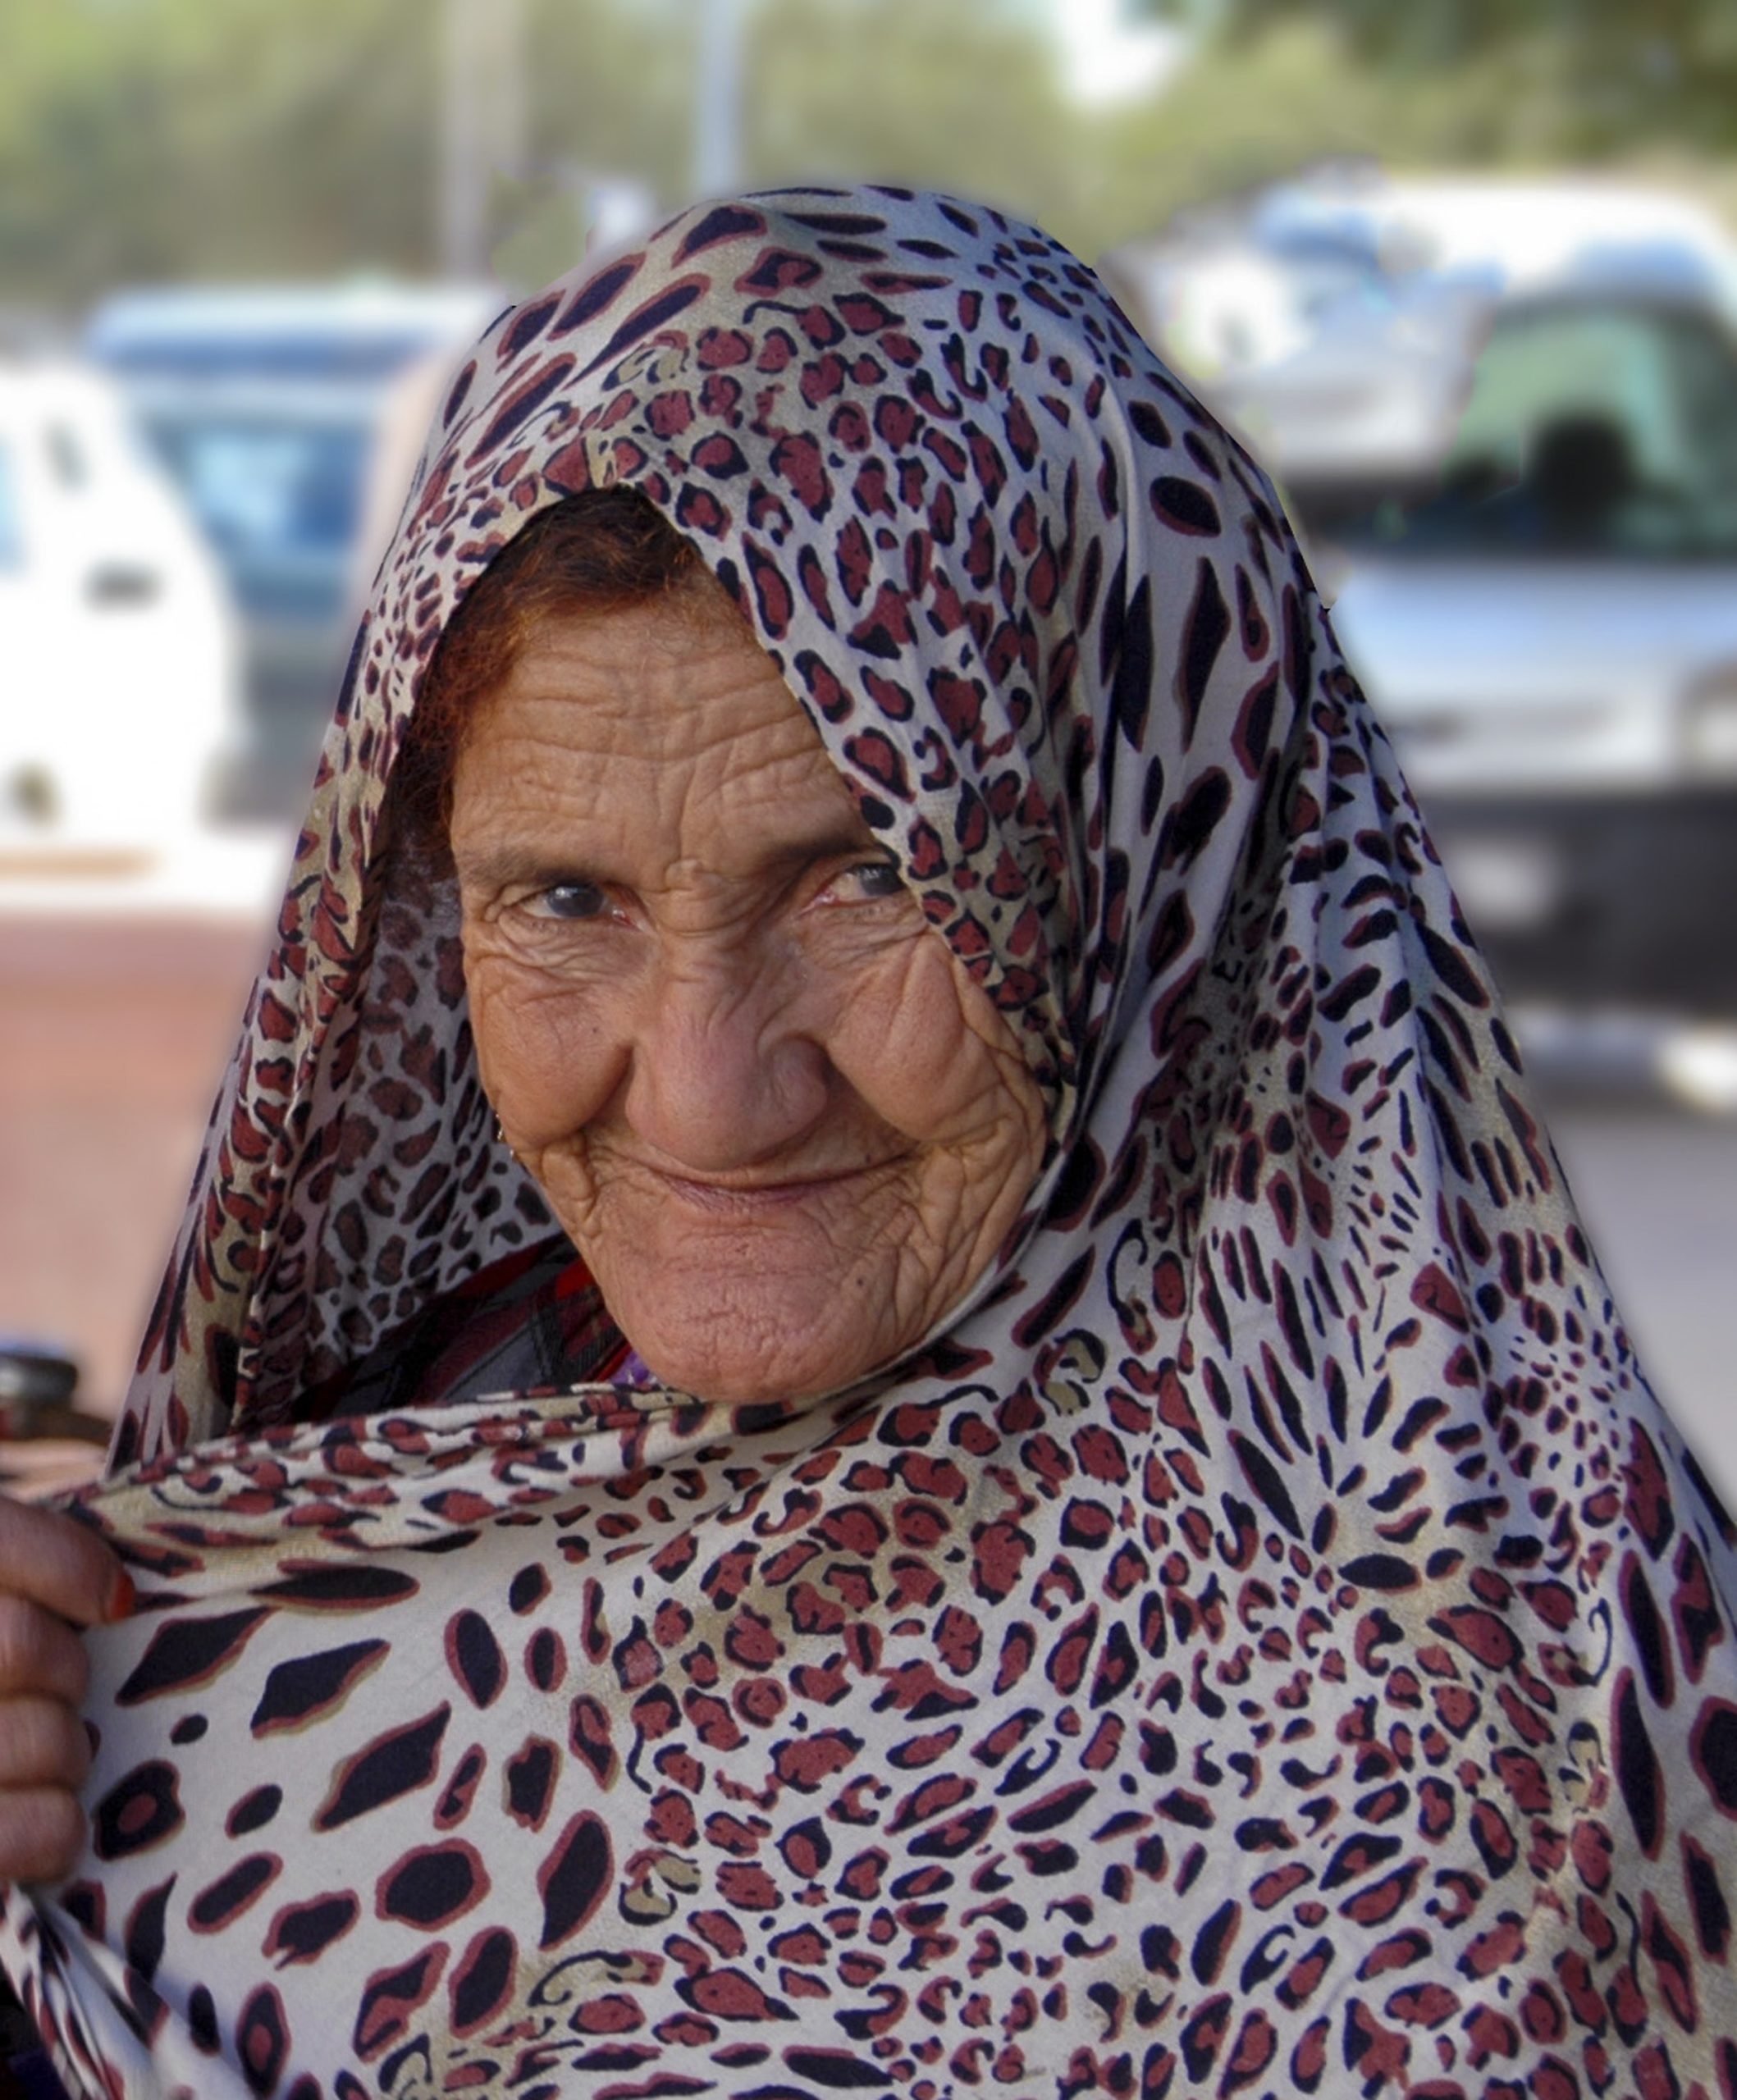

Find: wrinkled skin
<box><xmin>452</xmin><ymin>587</ymin><xmax>1048</xmax><ymax>1404</ymax></box>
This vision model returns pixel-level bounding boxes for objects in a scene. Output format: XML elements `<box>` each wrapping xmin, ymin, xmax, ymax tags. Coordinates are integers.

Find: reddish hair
<box><xmin>395</xmin><ymin>486</ymin><xmax>710</xmax><ymax>853</ymax></box>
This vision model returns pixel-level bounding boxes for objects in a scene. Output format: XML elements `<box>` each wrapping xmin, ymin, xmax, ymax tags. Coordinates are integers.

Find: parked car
<box><xmin>1104</xmin><ymin>172</ymin><xmax>1736</xmax><ymax>496</ymax></box>
<box><xmin>1319</xmin><ymin>272</ymin><xmax>1737</xmax><ymax>1013</ymax></box>
<box><xmin>1109</xmin><ymin>171</ymin><xmax>1737</xmax><ymax>1014</ymax></box>
<box><xmin>86</xmin><ymin>282</ymin><xmax>495</xmax><ymax>816</ymax></box>
<box><xmin>0</xmin><ymin>359</ymin><xmax>239</xmax><ymax>854</ymax></box>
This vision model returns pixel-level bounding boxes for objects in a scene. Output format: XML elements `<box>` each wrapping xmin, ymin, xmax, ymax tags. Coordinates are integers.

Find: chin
<box><xmin>599</xmin><ymin>1262</ymin><xmax>903</xmax><ymax>1407</ymax></box>
<box><xmin>635</xmin><ymin>1319</ymin><xmax>891</xmax><ymax>1408</ymax></box>
<box><xmin>562</xmin><ymin>1170</ymin><xmax>945</xmax><ymax>1404</ymax></box>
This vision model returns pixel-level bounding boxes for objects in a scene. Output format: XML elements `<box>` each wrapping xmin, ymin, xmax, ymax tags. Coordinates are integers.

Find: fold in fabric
<box><xmin>4</xmin><ymin>1393</ymin><xmax>848</xmax><ymax>2097</ymax></box>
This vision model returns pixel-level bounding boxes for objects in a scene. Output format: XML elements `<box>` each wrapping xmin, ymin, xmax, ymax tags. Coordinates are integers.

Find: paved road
<box><xmin>2</xmin><ymin>914</ymin><xmax>1732</xmax><ymax>1509</ymax></box>
<box><xmin>0</xmin><ymin>915</ymin><xmax>265</xmax><ymax>1419</ymax></box>
<box><xmin>1542</xmin><ymin>1093</ymin><xmax>1737</xmax><ymax>1508</ymax></box>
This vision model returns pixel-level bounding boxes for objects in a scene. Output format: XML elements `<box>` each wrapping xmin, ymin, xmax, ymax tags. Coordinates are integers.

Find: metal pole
<box><xmin>487</xmin><ymin>0</ymin><xmax>528</xmax><ymax>192</ymax></box>
<box><xmin>440</xmin><ymin>0</ymin><xmax>483</xmax><ymax>277</ymax></box>
<box><xmin>693</xmin><ymin>0</ymin><xmax>743</xmax><ymax>200</ymax></box>
<box><xmin>441</xmin><ymin>0</ymin><xmax>527</xmax><ymax>278</ymax></box>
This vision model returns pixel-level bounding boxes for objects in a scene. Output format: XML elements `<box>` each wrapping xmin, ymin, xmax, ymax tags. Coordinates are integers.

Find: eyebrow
<box><xmin>454</xmin><ymin>826</ymin><xmax>892</xmax><ymax>897</ymax></box>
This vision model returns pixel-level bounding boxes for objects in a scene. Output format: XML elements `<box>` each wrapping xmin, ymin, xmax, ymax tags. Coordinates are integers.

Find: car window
<box><xmin>158</xmin><ymin>422</ymin><xmax>366</xmax><ymax>556</ymax></box>
<box><xmin>146</xmin><ymin>418</ymin><xmax>369</xmax><ymax>615</ymax></box>
<box><xmin>1337</xmin><ymin>304</ymin><xmax>1737</xmax><ymax>559</ymax></box>
<box><xmin>0</xmin><ymin>442</ymin><xmax>22</xmax><ymax>568</ymax></box>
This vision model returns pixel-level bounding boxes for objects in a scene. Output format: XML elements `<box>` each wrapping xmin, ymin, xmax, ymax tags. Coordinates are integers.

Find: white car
<box><xmin>0</xmin><ymin>360</ymin><xmax>240</xmax><ymax>855</ymax></box>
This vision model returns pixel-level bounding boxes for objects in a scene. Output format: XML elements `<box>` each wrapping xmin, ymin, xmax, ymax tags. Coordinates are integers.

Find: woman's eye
<box><xmin>829</xmin><ymin>858</ymin><xmax>904</xmax><ymax>903</ymax></box>
<box><xmin>526</xmin><ymin>880</ymin><xmax>610</xmax><ymax>921</ymax></box>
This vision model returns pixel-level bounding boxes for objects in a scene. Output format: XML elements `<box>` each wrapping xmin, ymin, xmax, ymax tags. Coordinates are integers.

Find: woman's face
<box><xmin>450</xmin><ymin>587</ymin><xmax>1047</xmax><ymax>1404</ymax></box>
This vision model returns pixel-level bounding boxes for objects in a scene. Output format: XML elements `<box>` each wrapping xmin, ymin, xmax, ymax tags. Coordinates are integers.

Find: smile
<box><xmin>651</xmin><ymin>1162</ymin><xmax>902</xmax><ymax>1215</ymax></box>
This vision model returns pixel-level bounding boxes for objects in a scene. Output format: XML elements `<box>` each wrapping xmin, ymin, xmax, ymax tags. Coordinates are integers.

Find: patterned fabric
<box><xmin>298</xmin><ymin>1237</ymin><xmax>631</xmax><ymax>1422</ymax></box>
<box><xmin>3</xmin><ymin>185</ymin><xmax>1734</xmax><ymax>2098</ymax></box>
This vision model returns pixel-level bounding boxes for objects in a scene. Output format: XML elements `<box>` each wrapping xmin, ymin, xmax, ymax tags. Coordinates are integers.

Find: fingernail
<box><xmin>106</xmin><ymin>1570</ymin><xmax>136</xmax><ymax>1623</ymax></box>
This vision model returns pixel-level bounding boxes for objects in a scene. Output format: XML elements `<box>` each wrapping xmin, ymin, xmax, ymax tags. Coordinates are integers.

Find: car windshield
<box><xmin>1335</xmin><ymin>302</ymin><xmax>1737</xmax><ymax>559</ymax></box>
<box><xmin>155</xmin><ymin>420</ymin><xmax>366</xmax><ymax>558</ymax></box>
<box><xmin>145</xmin><ymin>418</ymin><xmax>369</xmax><ymax>615</ymax></box>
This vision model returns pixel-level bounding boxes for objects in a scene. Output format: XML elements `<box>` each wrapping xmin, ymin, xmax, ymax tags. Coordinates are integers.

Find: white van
<box><xmin>1110</xmin><ymin>174</ymin><xmax>1737</xmax><ymax>1014</ymax></box>
<box><xmin>0</xmin><ymin>360</ymin><xmax>239</xmax><ymax>857</ymax></box>
<box><xmin>1321</xmin><ymin>252</ymin><xmax>1737</xmax><ymax>1014</ymax></box>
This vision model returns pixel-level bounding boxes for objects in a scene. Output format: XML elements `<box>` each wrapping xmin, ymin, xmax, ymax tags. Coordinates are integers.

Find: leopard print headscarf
<box><xmin>6</xmin><ymin>187</ymin><xmax>1734</xmax><ymax>2099</ymax></box>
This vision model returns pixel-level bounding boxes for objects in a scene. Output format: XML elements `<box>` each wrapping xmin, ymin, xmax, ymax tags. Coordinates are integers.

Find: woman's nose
<box><xmin>623</xmin><ymin>952</ymin><xmax>832</xmax><ymax>1173</ymax></box>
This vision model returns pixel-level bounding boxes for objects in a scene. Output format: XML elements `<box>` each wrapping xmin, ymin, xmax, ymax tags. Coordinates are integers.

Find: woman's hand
<box><xmin>0</xmin><ymin>1495</ymin><xmax>132</xmax><ymax>1882</ymax></box>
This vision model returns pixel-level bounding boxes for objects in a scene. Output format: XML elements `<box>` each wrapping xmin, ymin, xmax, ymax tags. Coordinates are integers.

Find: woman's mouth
<box><xmin>651</xmin><ymin>1160</ymin><xmax>903</xmax><ymax>1215</ymax></box>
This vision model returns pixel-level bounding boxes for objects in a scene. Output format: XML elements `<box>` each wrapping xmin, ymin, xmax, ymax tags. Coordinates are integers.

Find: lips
<box><xmin>652</xmin><ymin>1161</ymin><xmax>903</xmax><ymax>1215</ymax></box>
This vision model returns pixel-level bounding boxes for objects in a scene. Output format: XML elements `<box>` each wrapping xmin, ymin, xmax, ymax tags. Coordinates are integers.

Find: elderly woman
<box><xmin>0</xmin><ymin>189</ymin><xmax>1732</xmax><ymax>2098</ymax></box>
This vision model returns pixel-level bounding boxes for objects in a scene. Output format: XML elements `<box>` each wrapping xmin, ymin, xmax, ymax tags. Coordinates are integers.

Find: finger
<box><xmin>0</xmin><ymin>1787</ymin><xmax>86</xmax><ymax>1883</ymax></box>
<box><xmin>0</xmin><ymin>1497</ymin><xmax>130</xmax><ymax>1630</ymax></box>
<box><xmin>0</xmin><ymin>1699</ymin><xmax>92</xmax><ymax>1792</ymax></box>
<box><xmin>0</xmin><ymin>1597</ymin><xmax>91</xmax><ymax>1705</ymax></box>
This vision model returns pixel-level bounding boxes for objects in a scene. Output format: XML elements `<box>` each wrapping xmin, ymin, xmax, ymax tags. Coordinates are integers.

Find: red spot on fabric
<box><xmin>1305</xmin><ymin>1092</ymin><xmax>1351</xmax><ymax>1159</ymax></box>
<box><xmin>971</xmin><ymin>1521</ymin><xmax>1032</xmax><ymax>1605</ymax></box>
<box><xmin>680</xmin><ymin>1966</ymin><xmax>792</xmax><ymax>2021</ymax></box>
<box><xmin>1410</xmin><ymin>1263</ymin><xmax>1470</xmax><ymax>1330</ymax></box>
<box><xmin>698</xmin><ymin>327</ymin><xmax>754</xmax><ymax>366</ymax></box>
<box><xmin>1643</xmin><ymin>1892</ymin><xmax>1699</xmax><ymax>2030</ymax></box>
<box><xmin>771</xmin><ymin>1730</ymin><xmax>862</xmax><ymax>1792</ymax></box>
<box><xmin>1624</xmin><ymin>1422</ymin><xmax>1677</xmax><ymax>1559</ymax></box>
<box><xmin>1432</xmin><ymin>1606</ymin><xmax>1520</xmax><ymax>1672</ymax></box>
<box><xmin>1671</xmin><ymin>1536</ymin><xmax>1726</xmax><ymax>1684</ymax></box>
<box><xmin>1384</xmin><ymin>1980</ymin><xmax>1458</xmax><ymax>2028</ymax></box>
<box><xmin>1250</xmin><ymin>1864</ymin><xmax>1312</xmax><ymax>1911</ymax></box>
<box><xmin>1289</xmin><ymin>2015</ymin><xmax>1329</xmax><ymax>2092</ymax></box>
<box><xmin>1458</xmin><ymin>1913</ymin><xmax>1526</xmax><ymax>1979</ymax></box>
<box><xmin>1463</xmin><ymin>2005</ymin><xmax>1520</xmax><ymax>2066</ymax></box>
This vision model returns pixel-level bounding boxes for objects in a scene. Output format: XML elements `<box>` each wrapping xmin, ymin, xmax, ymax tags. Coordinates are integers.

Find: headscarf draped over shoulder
<box><xmin>7</xmin><ymin>187</ymin><xmax>1735</xmax><ymax>2098</ymax></box>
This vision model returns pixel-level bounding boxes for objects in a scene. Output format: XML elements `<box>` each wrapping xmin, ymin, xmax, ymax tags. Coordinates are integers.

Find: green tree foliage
<box><xmin>741</xmin><ymin>0</ymin><xmax>1083</xmax><ymax>235</ymax></box>
<box><xmin>2</xmin><ymin>0</ymin><xmax>1730</xmax><ymax>320</ymax></box>
<box><xmin>1081</xmin><ymin>20</ymin><xmax>1531</xmax><ymax>257</ymax></box>
<box><xmin>1142</xmin><ymin>0</ymin><xmax>1737</xmax><ymax>157</ymax></box>
<box><xmin>0</xmin><ymin>0</ymin><xmax>442</xmax><ymax>300</ymax></box>
<box><xmin>519</xmin><ymin>0</ymin><xmax>1089</xmax><ymax>270</ymax></box>
<box><xmin>0</xmin><ymin>0</ymin><xmax>1087</xmax><ymax>313</ymax></box>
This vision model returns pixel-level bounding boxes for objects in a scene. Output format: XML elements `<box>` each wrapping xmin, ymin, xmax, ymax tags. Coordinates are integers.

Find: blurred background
<box><xmin>2</xmin><ymin>0</ymin><xmax>1735</xmax><ymax>1499</ymax></box>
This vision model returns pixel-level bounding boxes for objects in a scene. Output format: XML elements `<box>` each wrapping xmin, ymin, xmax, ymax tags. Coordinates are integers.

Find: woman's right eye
<box><xmin>525</xmin><ymin>881</ymin><xmax>611</xmax><ymax>921</ymax></box>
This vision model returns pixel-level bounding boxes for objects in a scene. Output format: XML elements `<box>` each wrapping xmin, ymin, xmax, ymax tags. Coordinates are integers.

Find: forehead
<box><xmin>450</xmin><ymin>598</ymin><xmax>871</xmax><ymax>859</ymax></box>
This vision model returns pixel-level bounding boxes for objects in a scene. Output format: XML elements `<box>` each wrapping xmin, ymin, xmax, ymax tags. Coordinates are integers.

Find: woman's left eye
<box><xmin>823</xmin><ymin>858</ymin><xmax>904</xmax><ymax>903</ymax></box>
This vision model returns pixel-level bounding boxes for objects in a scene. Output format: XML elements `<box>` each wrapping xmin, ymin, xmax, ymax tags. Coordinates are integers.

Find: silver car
<box><xmin>1319</xmin><ymin>276</ymin><xmax>1737</xmax><ymax>1014</ymax></box>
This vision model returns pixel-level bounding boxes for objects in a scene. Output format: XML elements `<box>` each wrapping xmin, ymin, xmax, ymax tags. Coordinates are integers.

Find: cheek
<box><xmin>465</xmin><ymin>955</ymin><xmax>623</xmax><ymax>1137</ymax></box>
<box><xmin>827</xmin><ymin>934</ymin><xmax>1034</xmax><ymax>1146</ymax></box>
